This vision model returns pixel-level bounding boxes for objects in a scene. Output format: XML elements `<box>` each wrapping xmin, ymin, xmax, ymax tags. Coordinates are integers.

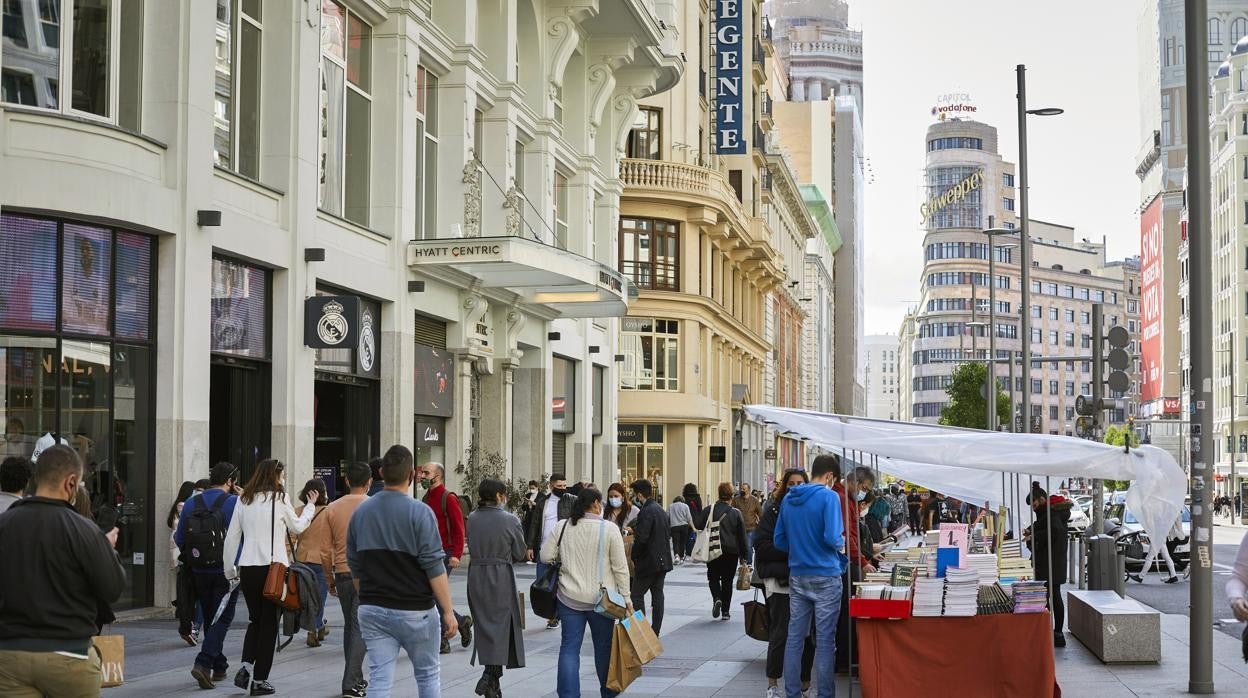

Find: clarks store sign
<box><xmin>919</xmin><ymin>169</ymin><xmax>984</xmax><ymax>224</ymax></box>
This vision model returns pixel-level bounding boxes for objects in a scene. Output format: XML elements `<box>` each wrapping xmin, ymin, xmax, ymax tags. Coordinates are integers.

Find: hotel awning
<box><xmin>406</xmin><ymin>236</ymin><xmax>631</xmax><ymax>318</ymax></box>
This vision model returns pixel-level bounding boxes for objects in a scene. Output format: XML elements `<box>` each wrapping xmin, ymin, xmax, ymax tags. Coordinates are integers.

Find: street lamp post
<box><xmin>1016</xmin><ymin>64</ymin><xmax>1063</xmax><ymax>439</ymax></box>
<box><xmin>982</xmin><ymin>221</ymin><xmax>1016</xmax><ymax>431</ymax></box>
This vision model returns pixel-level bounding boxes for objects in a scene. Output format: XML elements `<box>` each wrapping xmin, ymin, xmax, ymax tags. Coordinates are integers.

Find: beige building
<box><xmin>616</xmin><ymin>0</ymin><xmax>814</xmax><ymax>501</ymax></box>
<box><xmin>901</xmin><ymin>119</ymin><xmax>1136</xmax><ymax>434</ymax></box>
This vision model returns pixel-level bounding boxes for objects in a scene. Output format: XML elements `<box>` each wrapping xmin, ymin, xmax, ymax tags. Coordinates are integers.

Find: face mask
<box><xmin>551</xmin><ymin>487</ymin><xmax>566</xmax><ymax>498</ymax></box>
<box><xmin>419</xmin><ymin>478</ymin><xmax>433</xmax><ymax>489</ymax></box>
<box><xmin>855</xmin><ymin>490</ymin><xmax>867</xmax><ymax>502</ymax></box>
<box><xmin>529</xmin><ymin>488</ymin><xmax>538</xmax><ymax>495</ymax></box>
<box><xmin>608</xmin><ymin>496</ymin><xmax>623</xmax><ymax>508</ymax></box>
<box><xmin>633</xmin><ymin>497</ymin><xmax>645</xmax><ymax>507</ymax></box>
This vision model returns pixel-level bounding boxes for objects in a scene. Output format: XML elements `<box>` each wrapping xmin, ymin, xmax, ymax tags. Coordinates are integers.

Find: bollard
<box><xmin>1113</xmin><ymin>549</ymin><xmax>1126</xmax><ymax>598</ymax></box>
<box><xmin>1077</xmin><ymin>536</ymin><xmax>1087</xmax><ymax>590</ymax></box>
<box><xmin>1086</xmin><ymin>535</ymin><xmax>1118</xmax><ymax>591</ymax></box>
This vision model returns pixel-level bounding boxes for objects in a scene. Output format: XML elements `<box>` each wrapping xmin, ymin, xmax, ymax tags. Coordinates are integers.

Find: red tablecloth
<box><xmin>856</xmin><ymin>613</ymin><xmax>1059</xmax><ymax>698</ymax></box>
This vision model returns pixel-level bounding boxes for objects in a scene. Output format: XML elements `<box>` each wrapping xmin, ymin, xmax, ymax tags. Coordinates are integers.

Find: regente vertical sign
<box><xmin>713</xmin><ymin>0</ymin><xmax>745</xmax><ymax>154</ymax></box>
<box><xmin>1139</xmin><ymin>197</ymin><xmax>1163</xmax><ymax>403</ymax></box>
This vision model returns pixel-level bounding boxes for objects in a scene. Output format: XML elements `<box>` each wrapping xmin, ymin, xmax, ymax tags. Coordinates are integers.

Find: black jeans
<box><xmin>907</xmin><ymin>509</ymin><xmax>920</xmax><ymax>533</ymax></box>
<box><xmin>1050</xmin><ymin>581</ymin><xmax>1065</xmax><ymax>633</ymax></box>
<box><xmin>766</xmin><ymin>591</ymin><xmax>814</xmax><ymax>681</ymax></box>
<box><xmin>335</xmin><ymin>573</ymin><xmax>366</xmax><ymax>693</ymax></box>
<box><xmin>238</xmin><ymin>566</ymin><xmax>280</xmax><ymax>681</ymax></box>
<box><xmin>670</xmin><ymin>526</ymin><xmax>691</xmax><ymax>558</ymax></box>
<box><xmin>631</xmin><ymin>572</ymin><xmax>667</xmax><ymax>634</ymax></box>
<box><xmin>706</xmin><ymin>555</ymin><xmax>738</xmax><ymax>616</ymax></box>
<box><xmin>440</xmin><ymin>555</ymin><xmax>468</xmax><ymax>637</ymax></box>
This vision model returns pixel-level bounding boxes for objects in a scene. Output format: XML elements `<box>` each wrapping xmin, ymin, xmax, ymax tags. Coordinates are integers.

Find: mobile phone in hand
<box><xmin>95</xmin><ymin>505</ymin><xmax>118</xmax><ymax>532</ymax></box>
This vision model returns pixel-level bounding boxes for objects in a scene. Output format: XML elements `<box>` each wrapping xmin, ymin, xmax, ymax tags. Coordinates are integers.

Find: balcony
<box><xmin>619</xmin><ymin>158</ymin><xmax>748</xmax><ymax>223</ymax></box>
<box><xmin>753</xmin><ymin>124</ymin><xmax>769</xmax><ymax>155</ymax></box>
<box><xmin>753</xmin><ymin>37</ymin><xmax>766</xmax><ymax>76</ymax></box>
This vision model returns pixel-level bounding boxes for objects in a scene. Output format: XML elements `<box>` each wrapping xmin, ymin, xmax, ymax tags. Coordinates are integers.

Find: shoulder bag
<box><xmin>530</xmin><ymin>520</ymin><xmax>567</xmax><ymax>620</ymax></box>
<box><xmin>691</xmin><ymin>504</ymin><xmax>725</xmax><ymax>563</ymax></box>
<box><xmin>594</xmin><ymin>520</ymin><xmax>629</xmax><ymax>620</ymax></box>
<box><xmin>262</xmin><ymin>494</ymin><xmax>301</xmax><ymax>611</ymax></box>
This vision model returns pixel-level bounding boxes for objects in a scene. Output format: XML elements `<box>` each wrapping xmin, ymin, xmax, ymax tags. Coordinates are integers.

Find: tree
<box><xmin>1101</xmin><ymin>426</ymin><xmax>1140</xmax><ymax>491</ymax></box>
<box><xmin>452</xmin><ymin>446</ymin><xmax>544</xmax><ymax>514</ymax></box>
<box><xmin>939</xmin><ymin>361</ymin><xmax>1011</xmax><ymax>430</ymax></box>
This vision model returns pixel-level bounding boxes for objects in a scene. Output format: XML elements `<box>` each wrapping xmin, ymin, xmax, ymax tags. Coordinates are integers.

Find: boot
<box><xmin>306</xmin><ymin>630</ymin><xmax>321</xmax><ymax>647</ymax></box>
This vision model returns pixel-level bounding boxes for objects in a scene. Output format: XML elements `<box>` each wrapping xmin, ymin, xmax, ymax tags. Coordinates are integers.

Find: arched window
<box><xmin>1210</xmin><ymin>17</ymin><xmax>1224</xmax><ymax>46</ymax></box>
<box><xmin>1232</xmin><ymin>17</ymin><xmax>1248</xmax><ymax>44</ymax></box>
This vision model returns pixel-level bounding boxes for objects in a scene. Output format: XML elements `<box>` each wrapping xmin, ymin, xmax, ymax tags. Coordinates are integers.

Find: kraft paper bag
<box><xmin>606</xmin><ymin>622</ymin><xmax>641</xmax><ymax>693</ymax></box>
<box><xmin>92</xmin><ymin>634</ymin><xmax>125</xmax><ymax>688</ymax></box>
<box><xmin>622</xmin><ymin>610</ymin><xmax>663</xmax><ymax>664</ymax></box>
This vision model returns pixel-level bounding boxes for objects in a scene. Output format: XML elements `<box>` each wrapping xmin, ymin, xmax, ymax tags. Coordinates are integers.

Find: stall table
<box><xmin>855</xmin><ymin>613</ymin><xmax>1059</xmax><ymax>698</ymax></box>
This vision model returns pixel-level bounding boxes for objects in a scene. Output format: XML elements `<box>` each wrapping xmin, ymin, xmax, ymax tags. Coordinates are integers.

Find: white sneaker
<box><xmin>801</xmin><ymin>689</ymin><xmax>813</xmax><ymax>698</ymax></box>
<box><xmin>766</xmin><ymin>686</ymin><xmax>782</xmax><ymax>698</ymax></box>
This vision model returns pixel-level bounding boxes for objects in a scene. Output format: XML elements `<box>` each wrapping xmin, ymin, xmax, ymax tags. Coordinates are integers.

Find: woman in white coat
<box><xmin>223</xmin><ymin>459</ymin><xmax>317</xmax><ymax>696</ymax></box>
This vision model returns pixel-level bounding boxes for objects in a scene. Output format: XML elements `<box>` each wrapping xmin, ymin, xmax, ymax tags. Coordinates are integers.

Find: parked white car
<box><xmin>1106</xmin><ymin>503</ymin><xmax>1191</xmax><ymax>568</ymax></box>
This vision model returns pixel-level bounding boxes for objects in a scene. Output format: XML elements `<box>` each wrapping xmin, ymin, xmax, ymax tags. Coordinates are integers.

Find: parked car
<box><xmin>1106</xmin><ymin>503</ymin><xmax>1191</xmax><ymax>569</ymax></box>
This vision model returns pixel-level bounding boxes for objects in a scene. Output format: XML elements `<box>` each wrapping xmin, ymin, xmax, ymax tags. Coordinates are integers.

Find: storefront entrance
<box><xmin>209</xmin><ymin>359</ymin><xmax>271</xmax><ymax>483</ymax></box>
<box><xmin>314</xmin><ymin>376</ymin><xmax>379</xmax><ymax>500</ymax></box>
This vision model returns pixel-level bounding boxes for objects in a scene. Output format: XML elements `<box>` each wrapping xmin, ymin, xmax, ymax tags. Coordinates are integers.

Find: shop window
<box><xmin>318</xmin><ymin>0</ymin><xmax>372</xmax><ymax>225</ymax></box>
<box><xmin>1</xmin><ymin>0</ymin><xmax>143</xmax><ymax>128</ymax></box>
<box><xmin>626</xmin><ymin>107</ymin><xmax>662</xmax><ymax>160</ymax></box>
<box><xmin>552</xmin><ymin>355</ymin><xmax>575</xmax><ymax>434</ymax></box>
<box><xmin>620</xmin><ymin>317</ymin><xmax>679</xmax><ymax>391</ymax></box>
<box><xmin>619</xmin><ymin>216</ymin><xmax>679</xmax><ymax>291</ymax></box>
<box><xmin>553</xmin><ymin>170</ymin><xmax>569</xmax><ymax>249</ymax></box>
<box><xmin>210</xmin><ymin>257</ymin><xmax>269</xmax><ymax>359</ymax></box>
<box><xmin>213</xmin><ymin>0</ymin><xmax>262</xmax><ymax>179</ymax></box>
<box><xmin>617</xmin><ymin>423</ymin><xmax>664</xmax><ymax>493</ymax></box>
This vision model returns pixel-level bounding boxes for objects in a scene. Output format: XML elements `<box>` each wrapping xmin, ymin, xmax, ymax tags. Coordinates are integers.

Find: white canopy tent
<box><xmin>744</xmin><ymin>406</ymin><xmax>1188</xmax><ymax>543</ymax></box>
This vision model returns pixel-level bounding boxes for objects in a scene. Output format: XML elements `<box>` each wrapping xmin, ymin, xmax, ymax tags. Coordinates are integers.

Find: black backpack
<box><xmin>183</xmin><ymin>494</ymin><xmax>227</xmax><ymax>569</ymax></box>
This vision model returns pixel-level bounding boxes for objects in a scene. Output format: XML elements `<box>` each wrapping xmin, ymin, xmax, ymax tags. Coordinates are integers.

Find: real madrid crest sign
<box><xmin>304</xmin><ymin>295</ymin><xmax>360</xmax><ymax>349</ymax></box>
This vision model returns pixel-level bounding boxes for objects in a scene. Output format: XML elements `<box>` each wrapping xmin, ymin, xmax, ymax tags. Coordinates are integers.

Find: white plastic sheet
<box><xmin>745</xmin><ymin>406</ymin><xmax>1186</xmax><ymax>541</ymax></box>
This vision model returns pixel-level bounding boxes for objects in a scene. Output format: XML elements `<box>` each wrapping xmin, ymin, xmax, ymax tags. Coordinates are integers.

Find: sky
<box><xmin>855</xmin><ymin>0</ymin><xmax>1145</xmax><ymax>335</ymax></box>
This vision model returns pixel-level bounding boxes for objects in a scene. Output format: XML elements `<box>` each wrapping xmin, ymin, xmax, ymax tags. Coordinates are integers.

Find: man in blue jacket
<box><xmin>173</xmin><ymin>462</ymin><xmax>240</xmax><ymax>689</ymax></box>
<box><xmin>774</xmin><ymin>454</ymin><xmax>846</xmax><ymax>698</ymax></box>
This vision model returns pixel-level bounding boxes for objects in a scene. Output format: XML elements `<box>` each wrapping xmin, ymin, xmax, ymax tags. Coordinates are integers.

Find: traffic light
<box><xmin>1075</xmin><ymin>416</ymin><xmax>1094</xmax><ymax>438</ymax></box>
<box><xmin>1105</xmin><ymin>325</ymin><xmax>1131</xmax><ymax>394</ymax></box>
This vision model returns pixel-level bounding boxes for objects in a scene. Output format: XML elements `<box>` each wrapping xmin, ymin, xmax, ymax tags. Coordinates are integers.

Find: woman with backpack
<box><xmin>694</xmin><ymin>483</ymin><xmax>750</xmax><ymax>621</ymax></box>
<box><xmin>295</xmin><ymin>479</ymin><xmax>332</xmax><ymax>647</ymax></box>
<box><xmin>223</xmin><ymin>460</ymin><xmax>318</xmax><ymax>696</ymax></box>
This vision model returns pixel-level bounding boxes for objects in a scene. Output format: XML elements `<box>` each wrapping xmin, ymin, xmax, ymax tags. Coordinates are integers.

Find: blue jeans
<box><xmin>556</xmin><ymin>601</ymin><xmax>617</xmax><ymax>698</ymax></box>
<box><xmin>191</xmin><ymin>573</ymin><xmax>238</xmax><ymax>672</ymax></box>
<box><xmin>358</xmin><ymin>604</ymin><xmax>441</xmax><ymax>698</ymax></box>
<box><xmin>787</xmin><ymin>575</ymin><xmax>843</xmax><ymax>698</ymax></box>
<box><xmin>308</xmin><ymin>564</ymin><xmax>329</xmax><ymax>628</ymax></box>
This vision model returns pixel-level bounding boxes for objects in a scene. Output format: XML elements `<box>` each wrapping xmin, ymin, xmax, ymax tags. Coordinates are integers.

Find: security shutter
<box><xmin>414</xmin><ymin>313</ymin><xmax>447</xmax><ymax>349</ymax></box>
<box><xmin>551</xmin><ymin>433</ymin><xmax>567</xmax><ymax>477</ymax></box>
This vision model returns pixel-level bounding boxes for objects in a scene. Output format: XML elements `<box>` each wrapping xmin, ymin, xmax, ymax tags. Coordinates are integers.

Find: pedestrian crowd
<box><xmin>6</xmin><ymin>443</ymin><xmax>1213</xmax><ymax>697</ymax></box>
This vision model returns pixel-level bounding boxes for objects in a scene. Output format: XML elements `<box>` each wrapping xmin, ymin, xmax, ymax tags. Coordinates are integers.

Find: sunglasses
<box><xmin>275</xmin><ymin>462</ymin><xmax>284</xmax><ymax>472</ymax></box>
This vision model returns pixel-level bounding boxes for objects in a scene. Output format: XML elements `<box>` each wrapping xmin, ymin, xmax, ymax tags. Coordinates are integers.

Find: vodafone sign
<box><xmin>1139</xmin><ymin>198</ymin><xmax>1163</xmax><ymax>403</ymax></box>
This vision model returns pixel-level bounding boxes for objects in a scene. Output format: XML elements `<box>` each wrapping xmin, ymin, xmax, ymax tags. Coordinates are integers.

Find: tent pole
<box><xmin>1046</xmin><ymin>475</ymin><xmax>1055</xmax><ymax>634</ymax></box>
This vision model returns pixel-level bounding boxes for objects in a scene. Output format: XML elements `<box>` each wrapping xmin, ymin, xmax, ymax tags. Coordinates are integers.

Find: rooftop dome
<box><xmin>1216</xmin><ymin>60</ymin><xmax>1232</xmax><ymax>79</ymax></box>
<box><xmin>1234</xmin><ymin>34</ymin><xmax>1248</xmax><ymax>56</ymax></box>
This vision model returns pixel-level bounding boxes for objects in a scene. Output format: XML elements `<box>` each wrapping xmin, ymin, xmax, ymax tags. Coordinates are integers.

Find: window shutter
<box><xmin>414</xmin><ymin>313</ymin><xmax>446</xmax><ymax>349</ymax></box>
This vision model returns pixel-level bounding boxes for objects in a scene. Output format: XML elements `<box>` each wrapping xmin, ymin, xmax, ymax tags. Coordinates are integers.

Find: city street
<box><xmin>1121</xmin><ymin>522</ymin><xmax>1247</xmax><ymax>641</ymax></box>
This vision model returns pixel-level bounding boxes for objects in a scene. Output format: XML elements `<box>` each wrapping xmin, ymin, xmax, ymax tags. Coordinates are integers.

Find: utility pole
<box><xmin>1233</xmin><ymin>334</ymin><xmax>1237</xmax><ymax>506</ymax></box>
<box><xmin>1092</xmin><ymin>304</ymin><xmax>1105</xmax><ymax>534</ymax></box>
<box><xmin>1184</xmin><ymin>0</ymin><xmax>1215</xmax><ymax>691</ymax></box>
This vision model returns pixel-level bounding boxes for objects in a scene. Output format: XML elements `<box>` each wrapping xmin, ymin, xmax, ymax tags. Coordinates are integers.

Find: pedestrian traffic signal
<box><xmin>1075</xmin><ymin>416</ymin><xmax>1094</xmax><ymax>438</ymax></box>
<box><xmin>1075</xmin><ymin>394</ymin><xmax>1099</xmax><ymax>417</ymax></box>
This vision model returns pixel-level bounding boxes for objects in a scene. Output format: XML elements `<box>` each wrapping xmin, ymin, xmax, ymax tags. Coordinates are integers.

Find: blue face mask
<box><xmin>855</xmin><ymin>490</ymin><xmax>868</xmax><ymax>502</ymax></box>
<box><xmin>608</xmin><ymin>496</ymin><xmax>623</xmax><ymax>508</ymax></box>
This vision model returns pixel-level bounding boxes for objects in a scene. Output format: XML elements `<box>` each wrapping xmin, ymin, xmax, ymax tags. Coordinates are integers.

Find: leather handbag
<box><xmin>530</xmin><ymin>521</ymin><xmax>567</xmax><ymax>620</ymax></box>
<box><xmin>261</xmin><ymin>495</ymin><xmax>300</xmax><ymax>611</ymax></box>
<box><xmin>595</xmin><ymin>520</ymin><xmax>629</xmax><ymax>620</ymax></box>
<box><xmin>742</xmin><ymin>589</ymin><xmax>770</xmax><ymax>642</ymax></box>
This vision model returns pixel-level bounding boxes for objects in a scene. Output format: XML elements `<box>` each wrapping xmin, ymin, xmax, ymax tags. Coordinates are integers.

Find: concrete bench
<box><xmin>1067</xmin><ymin>589</ymin><xmax>1161</xmax><ymax>663</ymax></box>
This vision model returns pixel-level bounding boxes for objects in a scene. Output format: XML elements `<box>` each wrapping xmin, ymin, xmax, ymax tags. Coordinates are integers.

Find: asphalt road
<box><xmin>1116</xmin><ymin>524</ymin><xmax>1246</xmax><ymax>640</ymax></box>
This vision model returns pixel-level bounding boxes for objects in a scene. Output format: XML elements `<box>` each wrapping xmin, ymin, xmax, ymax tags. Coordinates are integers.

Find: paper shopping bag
<box><xmin>606</xmin><ymin>622</ymin><xmax>641</xmax><ymax>692</ymax></box>
<box><xmin>622</xmin><ymin>610</ymin><xmax>663</xmax><ymax>664</ymax></box>
<box><xmin>92</xmin><ymin>634</ymin><xmax>125</xmax><ymax>687</ymax></box>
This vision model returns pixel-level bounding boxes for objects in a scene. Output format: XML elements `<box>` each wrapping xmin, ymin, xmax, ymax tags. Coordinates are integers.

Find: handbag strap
<box><xmin>551</xmin><ymin>519</ymin><xmax>568</xmax><ymax>562</ymax></box>
<box><xmin>269</xmin><ymin>494</ymin><xmax>276</xmax><ymax>563</ymax></box>
<box><xmin>597</xmin><ymin>518</ymin><xmax>607</xmax><ymax>590</ymax></box>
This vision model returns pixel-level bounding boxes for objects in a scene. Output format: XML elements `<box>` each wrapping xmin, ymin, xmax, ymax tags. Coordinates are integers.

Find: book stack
<box><xmin>912</xmin><ymin>577</ymin><xmax>944</xmax><ymax>616</ymax></box>
<box><xmin>858</xmin><ymin>584</ymin><xmax>913</xmax><ymax>601</ymax></box>
<box><xmin>923</xmin><ymin>530</ymin><xmax>940</xmax><ymax>548</ymax></box>
<box><xmin>942</xmin><ymin>567</ymin><xmax>980</xmax><ymax>617</ymax></box>
<box><xmin>862</xmin><ymin>571</ymin><xmax>893</xmax><ymax>585</ymax></box>
<box><xmin>997</xmin><ymin>540</ymin><xmax>1034</xmax><ymax>587</ymax></box>
<box><xmin>1011</xmin><ymin>580</ymin><xmax>1049</xmax><ymax>613</ymax></box>
<box><xmin>964</xmin><ymin>553</ymin><xmax>1000</xmax><ymax>586</ymax></box>
<box><xmin>977</xmin><ymin>584</ymin><xmax>1013</xmax><ymax>615</ymax></box>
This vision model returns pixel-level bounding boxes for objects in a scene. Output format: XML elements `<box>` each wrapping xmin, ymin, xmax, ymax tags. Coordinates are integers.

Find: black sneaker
<box><xmin>249</xmin><ymin>681</ymin><xmax>276</xmax><ymax>696</ymax></box>
<box><xmin>1053</xmin><ymin>632</ymin><xmax>1066</xmax><ymax>648</ymax></box>
<box><xmin>545</xmin><ymin>618</ymin><xmax>559</xmax><ymax>630</ymax></box>
<box><xmin>1164</xmin><ymin>576</ymin><xmax>1180</xmax><ymax>584</ymax></box>
<box><xmin>722</xmin><ymin>613</ymin><xmax>731</xmax><ymax>621</ymax></box>
<box><xmin>475</xmin><ymin>675</ymin><xmax>492</xmax><ymax>697</ymax></box>
<box><xmin>712</xmin><ymin>599</ymin><xmax>722</xmax><ymax>619</ymax></box>
<box><xmin>190</xmin><ymin>665</ymin><xmax>214</xmax><ymax>690</ymax></box>
<box><xmin>234</xmin><ymin>667</ymin><xmax>251</xmax><ymax>690</ymax></box>
<box><xmin>460</xmin><ymin>615</ymin><xmax>474</xmax><ymax>648</ymax></box>
<box><xmin>440</xmin><ymin>638</ymin><xmax>451</xmax><ymax>654</ymax></box>
<box><xmin>342</xmin><ymin>688</ymin><xmax>367</xmax><ymax>698</ymax></box>
<box><xmin>211</xmin><ymin>669</ymin><xmax>228</xmax><ymax>683</ymax></box>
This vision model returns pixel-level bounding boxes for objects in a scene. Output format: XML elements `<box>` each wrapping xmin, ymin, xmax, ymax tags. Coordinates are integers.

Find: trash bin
<box><xmin>1085</xmin><ymin>534</ymin><xmax>1117</xmax><ymax>591</ymax></box>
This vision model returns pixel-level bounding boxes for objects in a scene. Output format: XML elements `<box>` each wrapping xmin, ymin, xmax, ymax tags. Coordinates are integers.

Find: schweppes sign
<box><xmin>920</xmin><ymin>169</ymin><xmax>984</xmax><ymax>225</ymax></box>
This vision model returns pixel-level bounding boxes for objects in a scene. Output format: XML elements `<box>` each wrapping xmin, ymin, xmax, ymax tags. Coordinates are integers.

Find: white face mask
<box><xmin>608</xmin><ymin>496</ymin><xmax>623</xmax><ymax>508</ymax></box>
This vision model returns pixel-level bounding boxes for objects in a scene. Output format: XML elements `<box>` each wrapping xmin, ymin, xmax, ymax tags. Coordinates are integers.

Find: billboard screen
<box><xmin>1139</xmin><ymin>197</ymin><xmax>1163</xmax><ymax>403</ymax></box>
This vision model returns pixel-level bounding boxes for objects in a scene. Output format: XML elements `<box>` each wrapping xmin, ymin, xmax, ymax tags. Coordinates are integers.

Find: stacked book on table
<box><xmin>941</xmin><ymin>567</ymin><xmax>980</xmax><ymax>617</ymax></box>
<box><xmin>977</xmin><ymin>584</ymin><xmax>1013</xmax><ymax>615</ymax></box>
<box><xmin>923</xmin><ymin>530</ymin><xmax>941</xmax><ymax>547</ymax></box>
<box><xmin>963</xmin><ymin>553</ymin><xmax>1000</xmax><ymax>586</ymax></box>
<box><xmin>1011</xmin><ymin>580</ymin><xmax>1049</xmax><ymax>613</ymax></box>
<box><xmin>912</xmin><ymin>577</ymin><xmax>945</xmax><ymax>617</ymax></box>
<box><xmin>855</xmin><ymin>584</ymin><xmax>913</xmax><ymax>601</ymax></box>
<box><xmin>997</xmin><ymin>540</ymin><xmax>1034</xmax><ymax>587</ymax></box>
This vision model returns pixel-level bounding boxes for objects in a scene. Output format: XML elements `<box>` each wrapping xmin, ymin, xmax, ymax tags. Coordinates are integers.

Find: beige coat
<box><xmin>540</xmin><ymin>516</ymin><xmax>631</xmax><ymax>605</ymax></box>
